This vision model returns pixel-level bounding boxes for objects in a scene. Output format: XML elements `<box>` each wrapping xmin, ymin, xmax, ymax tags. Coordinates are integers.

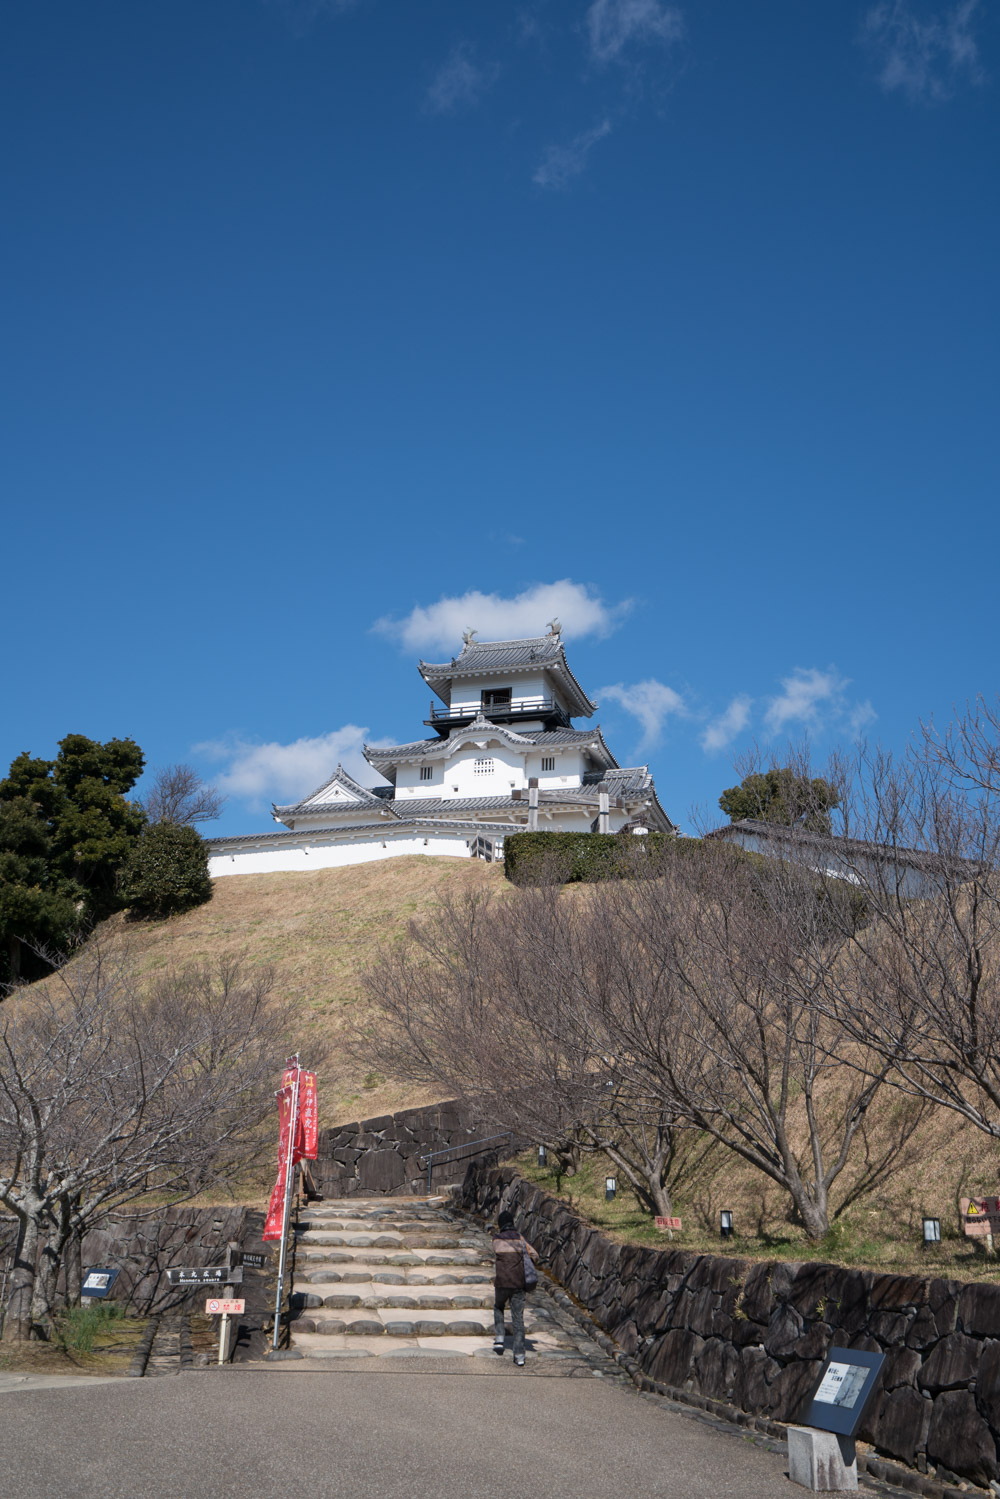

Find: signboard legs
<box><xmin>271</xmin><ymin>1061</ymin><xmax>302</xmax><ymax>1353</ymax></box>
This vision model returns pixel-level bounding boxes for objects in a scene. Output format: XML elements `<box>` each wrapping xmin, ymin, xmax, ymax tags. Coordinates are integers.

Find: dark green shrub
<box><xmin>120</xmin><ymin>821</ymin><xmax>212</xmax><ymax>919</ymax></box>
<box><xmin>504</xmin><ymin>831</ymin><xmax>696</xmax><ymax>885</ymax></box>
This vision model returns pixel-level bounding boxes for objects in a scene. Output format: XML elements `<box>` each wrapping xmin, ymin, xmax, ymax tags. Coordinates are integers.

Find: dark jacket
<box><xmin>492</xmin><ymin>1227</ymin><xmax>538</xmax><ymax>1291</ymax></box>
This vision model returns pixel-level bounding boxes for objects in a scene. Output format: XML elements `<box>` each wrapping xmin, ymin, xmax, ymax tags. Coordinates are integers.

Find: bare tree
<box><xmin>822</xmin><ymin>718</ymin><xmax>1000</xmax><ymax>1143</ymax></box>
<box><xmin>357</xmin><ymin>886</ymin><xmax>713</xmax><ymax>1218</ymax></box>
<box><xmin>592</xmin><ymin>849</ymin><xmax>920</xmax><ymax>1240</ymax></box>
<box><xmin>0</xmin><ymin>948</ymin><xmax>295</xmax><ymax>1340</ymax></box>
<box><xmin>141</xmin><ymin>764</ymin><xmax>225</xmax><ymax>826</ymax></box>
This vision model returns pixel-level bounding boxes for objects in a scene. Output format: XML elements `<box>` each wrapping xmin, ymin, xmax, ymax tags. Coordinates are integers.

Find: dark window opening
<box><xmin>482</xmin><ymin>689</ymin><xmax>512</xmax><ymax>709</ymax></box>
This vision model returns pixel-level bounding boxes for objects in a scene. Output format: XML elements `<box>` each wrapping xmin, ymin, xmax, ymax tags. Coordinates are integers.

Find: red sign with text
<box><xmin>262</xmin><ymin>1082</ymin><xmax>296</xmax><ymax>1241</ymax></box>
<box><xmin>655</xmin><ymin>1217</ymin><xmax>683</xmax><ymax>1232</ymax></box>
<box><xmin>262</xmin><ymin>1064</ymin><xmax>320</xmax><ymax>1241</ymax></box>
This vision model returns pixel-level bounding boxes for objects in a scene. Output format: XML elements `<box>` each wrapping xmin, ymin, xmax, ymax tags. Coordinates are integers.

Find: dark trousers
<box><xmin>494</xmin><ymin>1287</ymin><xmax>526</xmax><ymax>1355</ymax></box>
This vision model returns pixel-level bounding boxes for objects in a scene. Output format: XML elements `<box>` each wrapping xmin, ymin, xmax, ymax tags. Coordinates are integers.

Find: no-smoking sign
<box><xmin>205</xmin><ymin>1298</ymin><xmax>244</xmax><ymax>1315</ymax></box>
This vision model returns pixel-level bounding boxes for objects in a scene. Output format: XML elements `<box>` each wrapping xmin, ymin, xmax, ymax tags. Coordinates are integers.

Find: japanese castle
<box><xmin>206</xmin><ymin>625</ymin><xmax>676</xmax><ymax>877</ymax></box>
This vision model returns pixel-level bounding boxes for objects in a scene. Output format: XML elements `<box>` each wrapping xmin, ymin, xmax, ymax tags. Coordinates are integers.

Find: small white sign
<box><xmin>83</xmin><ymin>1273</ymin><xmax>110</xmax><ymax>1291</ymax></box>
<box><xmin>814</xmin><ymin>1361</ymin><xmax>869</xmax><ymax>1409</ymax></box>
<box><xmin>205</xmin><ymin>1298</ymin><xmax>245</xmax><ymax>1316</ymax></box>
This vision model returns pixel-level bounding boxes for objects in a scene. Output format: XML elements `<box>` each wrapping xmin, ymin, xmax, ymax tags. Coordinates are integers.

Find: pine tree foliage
<box><xmin>119</xmin><ymin>821</ymin><xmax>213</xmax><ymax>920</ymax></box>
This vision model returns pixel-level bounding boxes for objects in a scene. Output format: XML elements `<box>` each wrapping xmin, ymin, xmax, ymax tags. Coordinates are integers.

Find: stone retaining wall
<box><xmin>313</xmin><ymin>1100</ymin><xmax>512</xmax><ymax>1196</ymax></box>
<box><xmin>464</xmin><ymin>1165</ymin><xmax>1000</xmax><ymax>1488</ymax></box>
<box><xmin>81</xmin><ymin>1206</ymin><xmax>251</xmax><ymax>1313</ymax></box>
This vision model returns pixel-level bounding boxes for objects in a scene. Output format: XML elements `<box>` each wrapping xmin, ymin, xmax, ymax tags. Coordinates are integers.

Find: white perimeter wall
<box><xmin>209</xmin><ymin>833</ymin><xmax>474</xmax><ymax>878</ymax></box>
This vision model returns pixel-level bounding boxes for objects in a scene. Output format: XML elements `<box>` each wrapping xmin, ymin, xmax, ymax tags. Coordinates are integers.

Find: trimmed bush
<box><xmin>503</xmin><ymin>830</ymin><xmax>694</xmax><ymax>885</ymax></box>
<box><xmin>119</xmin><ymin>821</ymin><xmax>213</xmax><ymax>919</ymax></box>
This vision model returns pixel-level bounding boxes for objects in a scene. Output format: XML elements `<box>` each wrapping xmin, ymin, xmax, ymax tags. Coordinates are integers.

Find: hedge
<box><xmin>503</xmin><ymin>830</ymin><xmax>699</xmax><ymax>885</ymax></box>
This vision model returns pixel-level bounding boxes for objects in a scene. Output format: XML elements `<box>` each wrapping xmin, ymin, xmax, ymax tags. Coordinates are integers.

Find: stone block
<box><xmin>291</xmin><ymin>1292</ymin><xmax>323</xmax><ymax>1311</ymax></box>
<box><xmin>358</xmin><ymin>1151</ymin><xmax>407</xmax><ymax>1194</ymax></box>
<box><xmin>771</xmin><ymin>1359</ymin><xmax>825</xmax><ymax>1423</ymax></box>
<box><xmin>345</xmin><ymin>1319</ymin><xmax>385</xmax><ymax>1336</ymax></box>
<box><xmin>918</xmin><ymin>1332</ymin><xmax>980</xmax><ymax>1391</ymax></box>
<box><xmin>882</xmin><ymin>1346</ymin><xmax>922</xmax><ymax>1390</ymax></box>
<box><xmin>927</xmin><ymin>1389</ymin><xmax>998</xmax><ymax>1485</ymax></box>
<box><xmin>414</xmin><ymin>1320</ymin><xmax>447</xmax><ymax>1337</ymax></box>
<box><xmin>314</xmin><ymin>1319</ymin><xmax>348</xmax><ymax>1335</ymax></box>
<box><xmin>974</xmin><ymin>1338</ymin><xmax>1000</xmax><ymax>1430</ymax></box>
<box><xmin>447</xmin><ymin>1320</ymin><xmax>488</xmax><ymax>1335</ymax></box>
<box><xmin>764</xmin><ymin>1304</ymin><xmax>806</xmax><ymax>1358</ymax></box>
<box><xmin>869</xmin><ymin>1275</ymin><xmax>929</xmax><ymax>1312</ymax></box>
<box><xmin>871</xmin><ymin>1386</ymin><xmax>931</xmax><ymax>1467</ymax></box>
<box><xmin>787</xmin><ymin>1427</ymin><xmax>857</xmax><ymax>1491</ymax></box>
<box><xmin>959</xmin><ymin>1282</ymin><xmax>1000</xmax><ymax>1339</ymax></box>
<box><xmin>647</xmin><ymin>1328</ymin><xmax>704</xmax><ymax>1387</ymax></box>
<box><xmin>323</xmin><ymin>1294</ymin><xmax>361</xmax><ymax>1309</ymax></box>
<box><xmin>741</xmin><ymin>1263</ymin><xmax>776</xmax><ymax>1324</ymax></box>
<box><xmin>693</xmin><ymin>1338</ymin><xmax>740</xmax><ymax>1401</ymax></box>
<box><xmin>734</xmin><ymin>1347</ymin><xmax>782</xmax><ymax>1413</ymax></box>
<box><xmin>384</xmin><ymin>1321</ymin><xmax>415</xmax><ymax>1337</ymax></box>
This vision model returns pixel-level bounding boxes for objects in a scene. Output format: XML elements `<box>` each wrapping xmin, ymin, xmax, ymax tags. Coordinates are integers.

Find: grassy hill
<box><xmin>96</xmin><ymin>856</ymin><xmax>506</xmax><ymax>1124</ymax></box>
<box><xmin>68</xmin><ymin>857</ymin><xmax>1000</xmax><ymax>1274</ymax></box>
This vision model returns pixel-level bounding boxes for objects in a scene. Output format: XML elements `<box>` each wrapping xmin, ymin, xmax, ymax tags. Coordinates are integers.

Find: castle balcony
<box><xmin>424</xmin><ymin>697</ymin><xmax>572</xmax><ymax>736</ymax></box>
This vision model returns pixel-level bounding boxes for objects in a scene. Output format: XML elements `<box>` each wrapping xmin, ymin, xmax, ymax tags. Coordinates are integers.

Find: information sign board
<box><xmin>655</xmin><ymin>1217</ymin><xmax>683</xmax><ymax>1231</ymax></box>
<box><xmin>81</xmin><ymin>1267</ymin><xmax>120</xmax><ymax>1299</ymax></box>
<box><xmin>801</xmin><ymin>1347</ymin><xmax>885</xmax><ymax>1437</ymax></box>
<box><xmin>232</xmin><ymin>1251</ymin><xmax>269</xmax><ymax>1270</ymax></box>
<box><xmin>961</xmin><ymin>1197</ymin><xmax>1000</xmax><ymax>1237</ymax></box>
<box><xmin>205</xmin><ymin>1298</ymin><xmax>245</xmax><ymax>1316</ymax></box>
<box><xmin>166</xmin><ymin>1265</ymin><xmax>243</xmax><ymax>1287</ymax></box>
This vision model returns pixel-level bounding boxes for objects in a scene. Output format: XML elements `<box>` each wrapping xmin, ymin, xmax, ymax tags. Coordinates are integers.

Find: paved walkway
<box><xmin>0</xmin><ymin>1364</ymin><xmax>800</xmax><ymax>1499</ymax></box>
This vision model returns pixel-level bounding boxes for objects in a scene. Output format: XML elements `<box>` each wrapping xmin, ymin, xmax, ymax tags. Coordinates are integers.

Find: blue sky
<box><xmin>2</xmin><ymin>0</ymin><xmax>997</xmax><ymax>836</ymax></box>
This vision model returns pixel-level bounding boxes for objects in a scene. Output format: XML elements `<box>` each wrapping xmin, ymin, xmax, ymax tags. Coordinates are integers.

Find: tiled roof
<box><xmin>207</xmin><ymin>817</ymin><xmax>519</xmax><ymax>850</ymax></box>
<box><xmin>273</xmin><ymin>764</ymin><xmax>389</xmax><ymax>819</ymax></box>
<box><xmin>419</xmin><ymin>635</ymin><xmax>564</xmax><ymax>675</ymax></box>
<box><xmin>364</xmin><ymin>725</ymin><xmax>616</xmax><ymax>765</ymax></box>
<box><xmin>418</xmin><ymin>634</ymin><xmax>596</xmax><ymax>719</ymax></box>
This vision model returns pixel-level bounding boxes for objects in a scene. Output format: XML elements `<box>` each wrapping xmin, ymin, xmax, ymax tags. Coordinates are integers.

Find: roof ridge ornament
<box><xmin>547</xmin><ymin>618</ymin><xmax>561</xmax><ymax>637</ymax></box>
<box><xmin>461</xmin><ymin>627</ymin><xmax>478</xmax><ymax>646</ymax></box>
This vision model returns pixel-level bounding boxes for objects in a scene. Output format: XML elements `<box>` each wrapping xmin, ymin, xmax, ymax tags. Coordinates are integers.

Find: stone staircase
<box><xmin>286</xmin><ymin>1197</ymin><xmax>610</xmax><ymax>1367</ymax></box>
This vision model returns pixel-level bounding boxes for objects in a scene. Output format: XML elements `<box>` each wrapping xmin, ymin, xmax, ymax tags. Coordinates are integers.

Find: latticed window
<box><xmin>420</xmin><ymin>766</ymin><xmax>433</xmax><ymax>781</ymax></box>
<box><xmin>474</xmin><ymin>757</ymin><xmax>494</xmax><ymax>775</ymax></box>
<box><xmin>541</xmin><ymin>756</ymin><xmax>556</xmax><ymax>772</ymax></box>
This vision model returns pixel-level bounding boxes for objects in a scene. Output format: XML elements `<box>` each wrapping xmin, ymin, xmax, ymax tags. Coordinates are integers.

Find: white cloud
<box><xmin>425</xmin><ymin>43</ymin><xmax>498</xmax><ymax>115</ymax></box>
<box><xmin>587</xmin><ymin>0</ymin><xmax>684</xmax><ymax>64</ymax></box>
<box><xmin>196</xmin><ymin>726</ymin><xmax>379</xmax><ymax>811</ymax></box>
<box><xmin>701</xmin><ymin>694</ymin><xmax>752</xmax><ymax>754</ymax></box>
<box><xmin>533</xmin><ymin>119</ymin><xmax>612</xmax><ymax>190</ymax></box>
<box><xmin>862</xmin><ymin>0</ymin><xmax>983</xmax><ymax>102</ymax></box>
<box><xmin>765</xmin><ymin>669</ymin><xmax>848</xmax><ymax>733</ymax></box>
<box><xmin>599</xmin><ymin>678</ymin><xmax>686</xmax><ymax>748</ymax></box>
<box><xmin>374</xmin><ymin>580</ymin><xmax>630</xmax><ymax>654</ymax></box>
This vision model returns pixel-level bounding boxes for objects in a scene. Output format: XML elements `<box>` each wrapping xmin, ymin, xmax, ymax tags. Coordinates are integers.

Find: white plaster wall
<box><xmin>209</xmin><ymin>833</ymin><xmax>474</xmax><ymax>878</ymax></box>
<box><xmin>450</xmin><ymin>674</ymin><xmax>553</xmax><ymax>713</ymax></box>
<box><xmin>525</xmin><ymin>748</ymin><xmax>586</xmax><ymax>788</ymax></box>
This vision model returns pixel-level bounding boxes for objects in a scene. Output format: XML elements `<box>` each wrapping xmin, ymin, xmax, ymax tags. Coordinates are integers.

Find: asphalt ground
<box><xmin>0</xmin><ymin>1362</ymin><xmax>804</xmax><ymax>1499</ymax></box>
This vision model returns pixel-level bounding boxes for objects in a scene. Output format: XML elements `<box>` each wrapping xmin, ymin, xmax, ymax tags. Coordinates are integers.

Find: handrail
<box><xmin>419</xmin><ymin>1132</ymin><xmax>513</xmax><ymax>1194</ymax></box>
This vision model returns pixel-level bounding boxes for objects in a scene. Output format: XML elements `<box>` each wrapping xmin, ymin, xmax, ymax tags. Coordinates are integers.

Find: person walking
<box><xmin>492</xmin><ymin>1210</ymin><xmax>539</xmax><ymax>1367</ymax></box>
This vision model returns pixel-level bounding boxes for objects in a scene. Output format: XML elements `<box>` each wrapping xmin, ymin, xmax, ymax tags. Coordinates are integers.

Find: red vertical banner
<box><xmin>262</xmin><ymin>1082</ymin><xmax>295</xmax><ymax>1241</ymax></box>
<box><xmin>298</xmin><ymin>1072</ymin><xmax>319</xmax><ymax>1161</ymax></box>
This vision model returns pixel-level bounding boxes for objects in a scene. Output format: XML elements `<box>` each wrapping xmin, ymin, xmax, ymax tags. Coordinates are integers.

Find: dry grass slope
<box><xmin>95</xmin><ymin>857</ymin><xmax>506</xmax><ymax>1123</ymax></box>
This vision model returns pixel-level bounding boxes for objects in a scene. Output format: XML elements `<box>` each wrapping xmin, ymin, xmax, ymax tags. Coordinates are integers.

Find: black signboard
<box><xmin>232</xmin><ymin>1251</ymin><xmax>269</xmax><ymax>1270</ymax></box>
<box><xmin>81</xmin><ymin>1267</ymin><xmax>120</xmax><ymax>1300</ymax></box>
<box><xmin>165</xmin><ymin>1265</ymin><xmax>243</xmax><ymax>1287</ymax></box>
<box><xmin>801</xmin><ymin>1347</ymin><xmax>886</xmax><ymax>1437</ymax></box>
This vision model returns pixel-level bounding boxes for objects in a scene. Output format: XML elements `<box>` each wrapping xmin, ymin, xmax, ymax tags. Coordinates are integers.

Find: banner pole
<box><xmin>271</xmin><ymin>1055</ymin><xmax>302</xmax><ymax>1353</ymax></box>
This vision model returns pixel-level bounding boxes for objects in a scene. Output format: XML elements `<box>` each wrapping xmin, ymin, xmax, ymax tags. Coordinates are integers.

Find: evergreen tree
<box><xmin>119</xmin><ymin>822</ymin><xmax>213</xmax><ymax>920</ymax></box>
<box><xmin>0</xmin><ymin>736</ymin><xmax>146</xmax><ymax>984</ymax></box>
<box><xmin>719</xmin><ymin>766</ymin><xmax>840</xmax><ymax>834</ymax></box>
